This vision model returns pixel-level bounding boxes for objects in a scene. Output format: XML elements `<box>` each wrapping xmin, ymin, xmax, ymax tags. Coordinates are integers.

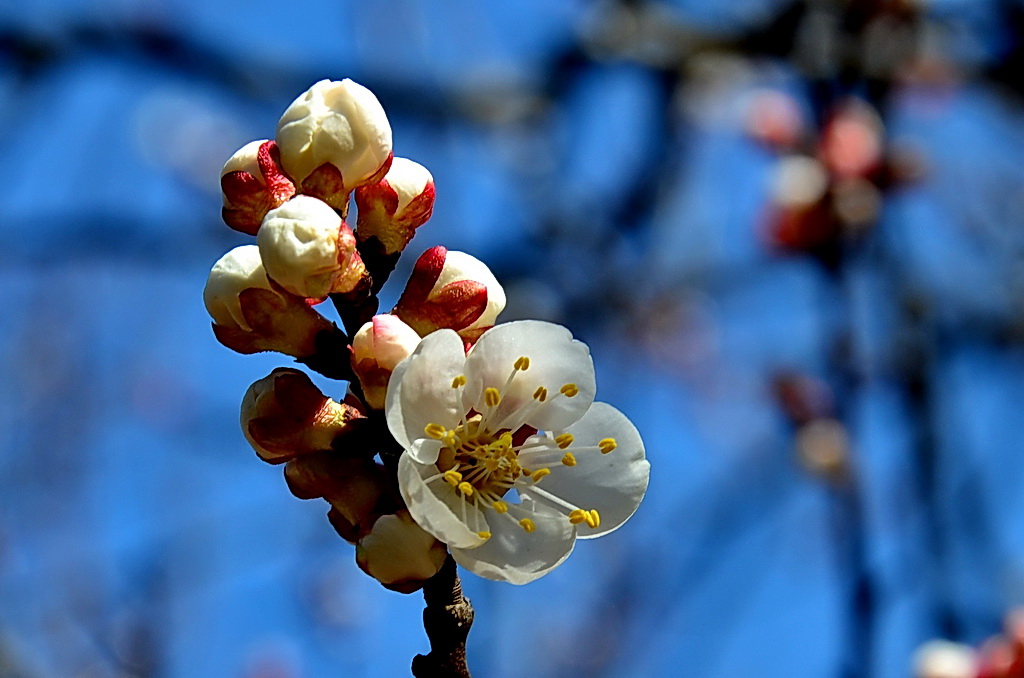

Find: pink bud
<box><xmin>220</xmin><ymin>140</ymin><xmax>295</xmax><ymax>235</ymax></box>
<box><xmin>393</xmin><ymin>246</ymin><xmax>506</xmax><ymax>342</ymax></box>
<box><xmin>350</xmin><ymin>314</ymin><xmax>421</xmax><ymax>409</ymax></box>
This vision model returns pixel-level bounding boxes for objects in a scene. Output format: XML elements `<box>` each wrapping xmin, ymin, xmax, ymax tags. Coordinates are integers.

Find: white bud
<box><xmin>356</xmin><ymin>510</ymin><xmax>447</xmax><ymax>591</ymax></box>
<box><xmin>276</xmin><ymin>79</ymin><xmax>392</xmax><ymax>189</ymax></box>
<box><xmin>913</xmin><ymin>640</ymin><xmax>976</xmax><ymax>678</ymax></box>
<box><xmin>257</xmin><ymin>195</ymin><xmax>364</xmax><ymax>299</ymax></box>
<box><xmin>203</xmin><ymin>245</ymin><xmax>273</xmax><ymax>331</ymax></box>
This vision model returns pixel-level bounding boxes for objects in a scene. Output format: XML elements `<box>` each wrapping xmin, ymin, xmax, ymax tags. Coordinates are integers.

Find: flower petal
<box><xmin>463</xmin><ymin>320</ymin><xmax>596</xmax><ymax>432</ymax></box>
<box><xmin>451</xmin><ymin>498</ymin><xmax>575</xmax><ymax>584</ymax></box>
<box><xmin>386</xmin><ymin>329</ymin><xmax>465</xmax><ymax>463</ymax></box>
<box><xmin>521</xmin><ymin>402</ymin><xmax>649</xmax><ymax>539</ymax></box>
<box><xmin>398</xmin><ymin>454</ymin><xmax>487</xmax><ymax>549</ymax></box>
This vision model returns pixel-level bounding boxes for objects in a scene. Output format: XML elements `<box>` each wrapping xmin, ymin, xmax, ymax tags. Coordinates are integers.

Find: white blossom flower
<box><xmin>386</xmin><ymin>320</ymin><xmax>649</xmax><ymax>584</ymax></box>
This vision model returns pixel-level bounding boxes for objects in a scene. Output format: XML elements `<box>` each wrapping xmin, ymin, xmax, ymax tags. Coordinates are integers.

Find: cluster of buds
<box><xmin>750</xmin><ymin>94</ymin><xmax>925</xmax><ymax>264</ymax></box>
<box><xmin>205</xmin><ymin>78</ymin><xmax>514</xmax><ymax>591</ymax></box>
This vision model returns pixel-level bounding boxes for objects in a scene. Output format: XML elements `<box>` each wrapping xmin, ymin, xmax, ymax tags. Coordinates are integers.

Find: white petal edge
<box><xmin>450</xmin><ymin>498</ymin><xmax>575</xmax><ymax>585</ymax></box>
<box><xmin>520</xmin><ymin>402</ymin><xmax>649</xmax><ymax>540</ymax></box>
<box><xmin>386</xmin><ymin>329</ymin><xmax>466</xmax><ymax>463</ymax></box>
<box><xmin>398</xmin><ymin>454</ymin><xmax>486</xmax><ymax>550</ymax></box>
<box><xmin>463</xmin><ymin>320</ymin><xmax>596</xmax><ymax>432</ymax></box>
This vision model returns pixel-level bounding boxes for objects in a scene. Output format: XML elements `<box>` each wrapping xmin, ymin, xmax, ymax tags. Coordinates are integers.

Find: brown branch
<box><xmin>412</xmin><ymin>555</ymin><xmax>474</xmax><ymax>678</ymax></box>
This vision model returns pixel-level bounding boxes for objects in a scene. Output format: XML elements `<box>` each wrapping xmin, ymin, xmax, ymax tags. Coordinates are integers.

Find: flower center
<box><xmin>434</xmin><ymin>416</ymin><xmax>524</xmax><ymax>498</ymax></box>
<box><xmin>421</xmin><ymin>355</ymin><xmax>612</xmax><ymax>538</ymax></box>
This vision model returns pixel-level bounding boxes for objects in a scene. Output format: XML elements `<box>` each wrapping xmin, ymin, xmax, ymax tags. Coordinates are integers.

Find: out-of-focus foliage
<box><xmin>3</xmin><ymin>1</ymin><xmax>1024</xmax><ymax>676</ymax></box>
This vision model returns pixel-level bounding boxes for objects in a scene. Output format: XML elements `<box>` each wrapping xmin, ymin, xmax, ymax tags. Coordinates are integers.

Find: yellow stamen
<box><xmin>424</xmin><ymin>423</ymin><xmax>447</xmax><ymax>439</ymax></box>
<box><xmin>514</xmin><ymin>356</ymin><xmax>531</xmax><ymax>371</ymax></box>
<box><xmin>484</xmin><ymin>387</ymin><xmax>501</xmax><ymax>407</ymax></box>
<box><xmin>560</xmin><ymin>383</ymin><xmax>579</xmax><ymax>397</ymax></box>
<box><xmin>568</xmin><ymin>509</ymin><xmax>588</xmax><ymax>525</ymax></box>
<box><xmin>442</xmin><ymin>431</ymin><xmax>457</xmax><ymax>446</ymax></box>
<box><xmin>519</xmin><ymin>518</ymin><xmax>536</xmax><ymax>533</ymax></box>
<box><xmin>531</xmin><ymin>468</ymin><xmax>551</xmax><ymax>482</ymax></box>
<box><xmin>477</xmin><ymin>531</ymin><xmax>492</xmax><ymax>540</ymax></box>
<box><xmin>451</xmin><ymin>375</ymin><xmax>467</xmax><ymax>388</ymax></box>
<box><xmin>533</xmin><ymin>386</ymin><xmax>548</xmax><ymax>402</ymax></box>
<box><xmin>492</xmin><ymin>501</ymin><xmax>509</xmax><ymax>514</ymax></box>
<box><xmin>561</xmin><ymin>452</ymin><xmax>577</xmax><ymax>467</ymax></box>
<box><xmin>555</xmin><ymin>433</ymin><xmax>574</xmax><ymax>449</ymax></box>
<box><xmin>599</xmin><ymin>438</ymin><xmax>617</xmax><ymax>454</ymax></box>
<box><xmin>443</xmin><ymin>470</ymin><xmax>463</xmax><ymax>486</ymax></box>
<box><xmin>457</xmin><ymin>482</ymin><xmax>474</xmax><ymax>496</ymax></box>
<box><xmin>587</xmin><ymin>509</ymin><xmax>601</xmax><ymax>528</ymax></box>
<box><xmin>521</xmin><ymin>468</ymin><xmax>533</xmax><ymax>477</ymax></box>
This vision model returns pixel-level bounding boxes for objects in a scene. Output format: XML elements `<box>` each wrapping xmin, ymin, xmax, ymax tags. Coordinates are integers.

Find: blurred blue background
<box><xmin>3</xmin><ymin>0</ymin><xmax>1024</xmax><ymax>676</ymax></box>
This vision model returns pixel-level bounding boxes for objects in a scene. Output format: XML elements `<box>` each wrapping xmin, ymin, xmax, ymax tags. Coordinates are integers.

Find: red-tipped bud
<box><xmin>220</xmin><ymin>140</ymin><xmax>296</xmax><ymax>235</ymax></box>
<box><xmin>240</xmin><ymin>368</ymin><xmax>364</xmax><ymax>464</ymax></box>
<box><xmin>393</xmin><ymin>246</ymin><xmax>505</xmax><ymax>342</ymax></box>
<box><xmin>354</xmin><ymin>157</ymin><xmax>435</xmax><ymax>255</ymax></box>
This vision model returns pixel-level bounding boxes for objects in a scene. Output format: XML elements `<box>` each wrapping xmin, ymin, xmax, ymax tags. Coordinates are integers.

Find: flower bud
<box><xmin>240</xmin><ymin>368</ymin><xmax>364</xmax><ymax>464</ymax></box>
<box><xmin>285</xmin><ymin>453</ymin><xmax>391</xmax><ymax>540</ymax></box>
<box><xmin>355</xmin><ymin>510</ymin><xmax>448</xmax><ymax>593</ymax></box>
<box><xmin>257</xmin><ymin>196</ymin><xmax>366</xmax><ymax>299</ymax></box>
<box><xmin>393</xmin><ymin>246</ymin><xmax>506</xmax><ymax>342</ymax></box>
<box><xmin>204</xmin><ymin>245</ymin><xmax>337</xmax><ymax>358</ymax></box>
<box><xmin>914</xmin><ymin>640</ymin><xmax>977</xmax><ymax>678</ymax></box>
<box><xmin>220</xmin><ymin>140</ymin><xmax>296</xmax><ymax>235</ymax></box>
<box><xmin>350</xmin><ymin>315</ymin><xmax>421</xmax><ymax>409</ymax></box>
<box><xmin>354</xmin><ymin>157</ymin><xmax>435</xmax><ymax>255</ymax></box>
<box><xmin>276</xmin><ymin>79</ymin><xmax>393</xmax><ymax>210</ymax></box>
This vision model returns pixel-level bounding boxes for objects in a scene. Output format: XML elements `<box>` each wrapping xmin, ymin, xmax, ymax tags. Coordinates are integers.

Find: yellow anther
<box><xmin>492</xmin><ymin>501</ymin><xmax>509</xmax><ymax>514</ymax></box>
<box><xmin>568</xmin><ymin>509</ymin><xmax>588</xmax><ymax>525</ymax></box>
<box><xmin>555</xmin><ymin>433</ymin><xmax>574</xmax><ymax>449</ymax></box>
<box><xmin>586</xmin><ymin>509</ymin><xmax>601</xmax><ymax>529</ymax></box>
<box><xmin>443</xmin><ymin>470</ymin><xmax>463</xmax><ymax>486</ymax></box>
<box><xmin>424</xmin><ymin>423</ymin><xmax>447</xmax><ymax>439</ymax></box>
<box><xmin>495</xmin><ymin>432</ymin><xmax>513</xmax><ymax>448</ymax></box>
<box><xmin>560</xmin><ymin>383</ymin><xmax>579</xmax><ymax>397</ymax></box>
<box><xmin>442</xmin><ymin>431</ymin><xmax>457</xmax><ymax>446</ymax></box>
<box><xmin>477</xmin><ymin>531</ymin><xmax>492</xmax><ymax>540</ymax></box>
<box><xmin>514</xmin><ymin>356</ymin><xmax>531</xmax><ymax>371</ymax></box>
<box><xmin>561</xmin><ymin>452</ymin><xmax>577</xmax><ymax>467</ymax></box>
<box><xmin>599</xmin><ymin>438</ymin><xmax>617</xmax><ymax>454</ymax></box>
<box><xmin>533</xmin><ymin>386</ymin><xmax>548</xmax><ymax>402</ymax></box>
<box><xmin>519</xmin><ymin>518</ymin><xmax>536</xmax><ymax>533</ymax></box>
<box><xmin>451</xmin><ymin>375</ymin><xmax>467</xmax><ymax>388</ymax></box>
<box><xmin>457</xmin><ymin>482</ymin><xmax>474</xmax><ymax>496</ymax></box>
<box><xmin>531</xmin><ymin>468</ymin><xmax>551</xmax><ymax>482</ymax></box>
<box><xmin>484</xmin><ymin>387</ymin><xmax>501</xmax><ymax>407</ymax></box>
<box><xmin>521</xmin><ymin>468</ymin><xmax>533</xmax><ymax>477</ymax></box>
